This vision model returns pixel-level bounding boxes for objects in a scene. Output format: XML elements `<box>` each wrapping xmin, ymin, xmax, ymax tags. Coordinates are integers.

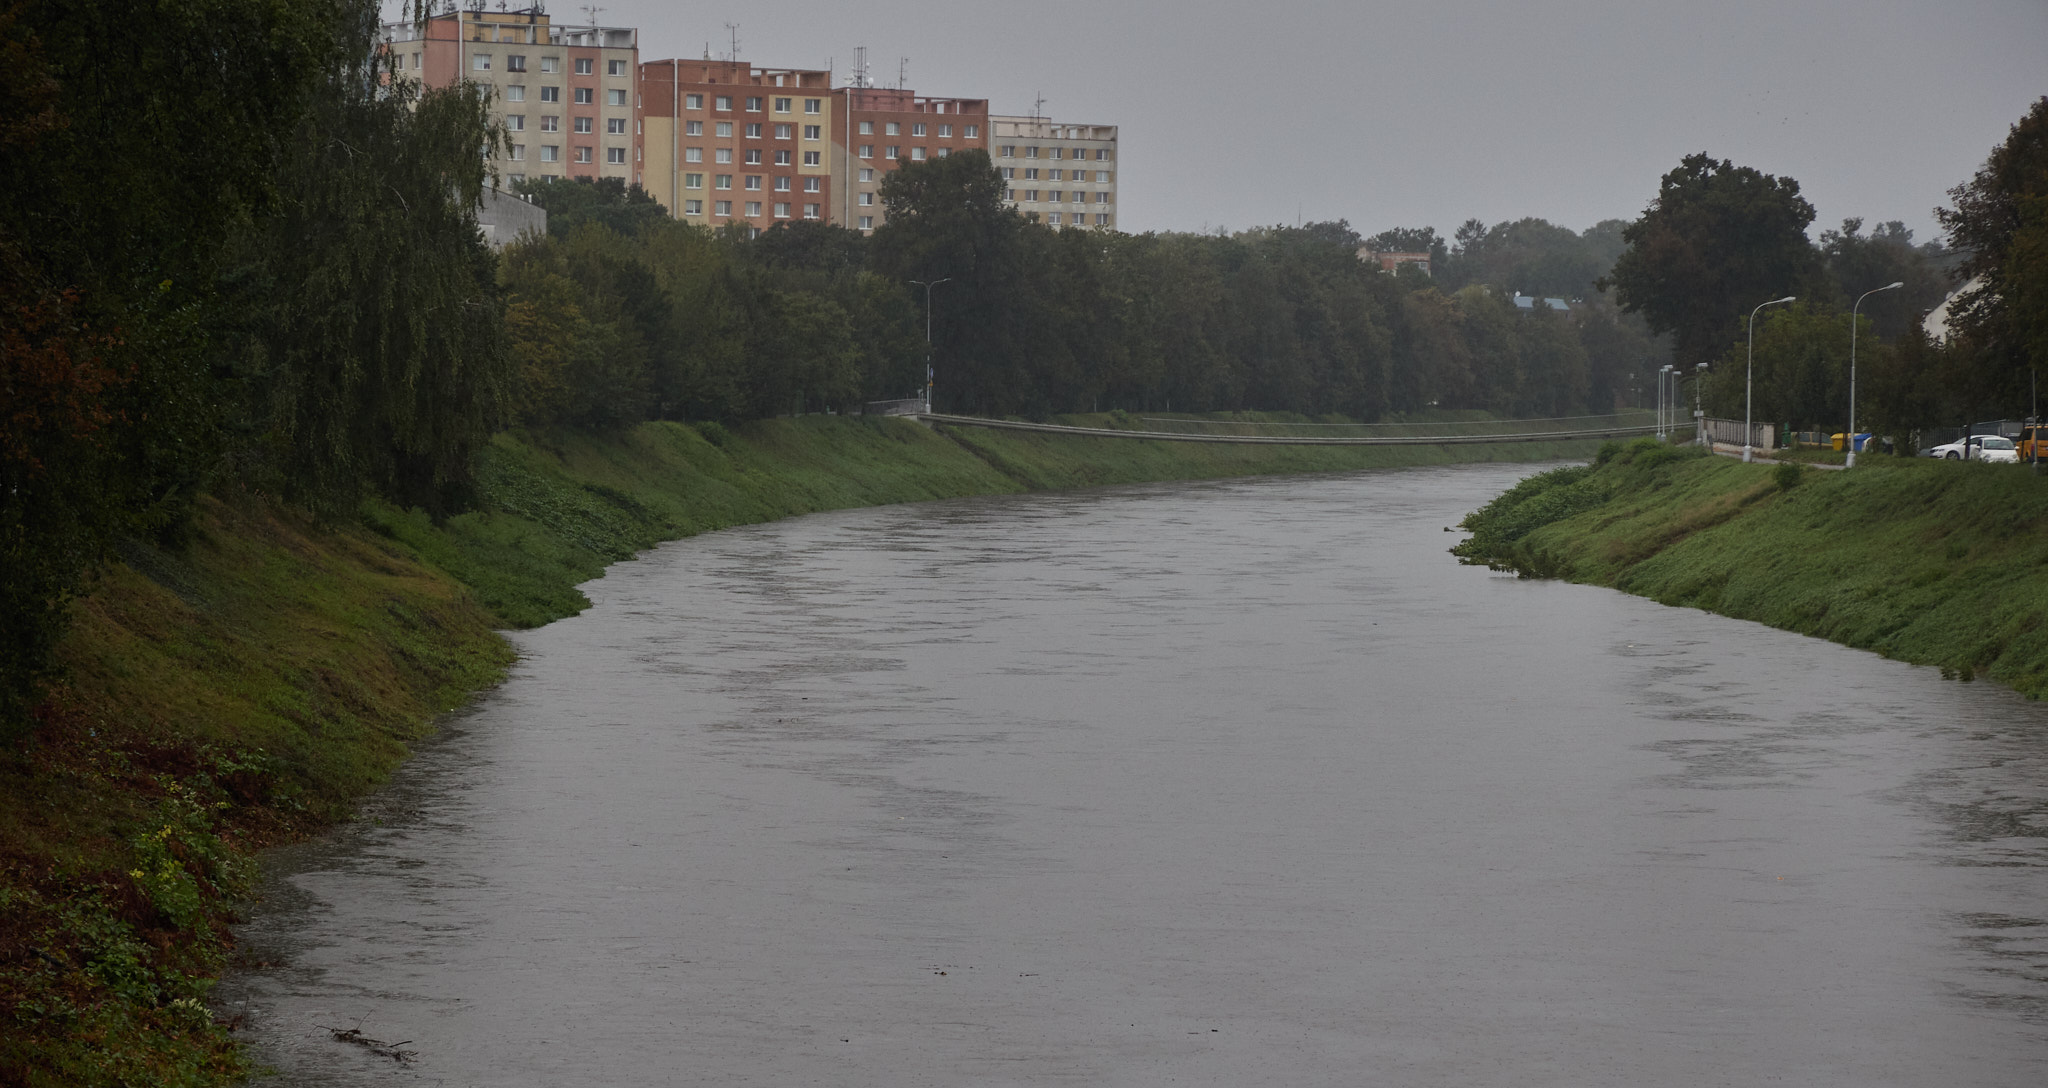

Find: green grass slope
<box><xmin>1455</xmin><ymin>439</ymin><xmax>2048</xmax><ymax>697</ymax></box>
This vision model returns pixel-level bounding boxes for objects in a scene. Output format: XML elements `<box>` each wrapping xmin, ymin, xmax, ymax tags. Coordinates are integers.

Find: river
<box><xmin>218</xmin><ymin>462</ymin><xmax>2048</xmax><ymax>1086</ymax></box>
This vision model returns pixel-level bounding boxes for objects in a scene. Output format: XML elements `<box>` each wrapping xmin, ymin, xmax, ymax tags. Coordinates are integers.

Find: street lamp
<box><xmin>908</xmin><ymin>277</ymin><xmax>951</xmax><ymax>413</ymax></box>
<box><xmin>1660</xmin><ymin>364</ymin><xmax>1675</xmax><ymax>440</ymax></box>
<box><xmin>1693</xmin><ymin>362</ymin><xmax>1709</xmax><ymax>445</ymax></box>
<box><xmin>1846</xmin><ymin>281</ymin><xmax>1904</xmax><ymax>468</ymax></box>
<box><xmin>1744</xmin><ymin>295</ymin><xmax>1798</xmax><ymax>463</ymax></box>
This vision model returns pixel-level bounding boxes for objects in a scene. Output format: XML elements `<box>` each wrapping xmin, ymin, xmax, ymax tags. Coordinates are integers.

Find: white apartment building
<box><xmin>989</xmin><ymin>116</ymin><xmax>1117</xmax><ymax>229</ymax></box>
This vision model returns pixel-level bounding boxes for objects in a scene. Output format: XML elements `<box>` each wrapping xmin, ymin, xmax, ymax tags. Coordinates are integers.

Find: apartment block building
<box><xmin>380</xmin><ymin>7</ymin><xmax>641</xmax><ymax>187</ymax></box>
<box><xmin>989</xmin><ymin>117</ymin><xmax>1117</xmax><ymax>229</ymax></box>
<box><xmin>638</xmin><ymin>60</ymin><xmax>835</xmax><ymax>232</ymax></box>
<box><xmin>830</xmin><ymin>88</ymin><xmax>990</xmax><ymax>233</ymax></box>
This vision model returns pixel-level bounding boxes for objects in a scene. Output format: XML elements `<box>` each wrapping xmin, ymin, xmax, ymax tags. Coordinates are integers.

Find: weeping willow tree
<box><xmin>242</xmin><ymin>1</ymin><xmax>510</xmax><ymax>516</ymax></box>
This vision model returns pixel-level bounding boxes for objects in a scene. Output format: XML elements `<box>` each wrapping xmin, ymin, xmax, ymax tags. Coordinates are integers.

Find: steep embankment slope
<box><xmin>1455</xmin><ymin>440</ymin><xmax>2048</xmax><ymax>697</ymax></box>
<box><xmin>3</xmin><ymin>414</ymin><xmax>1608</xmax><ymax>1085</ymax></box>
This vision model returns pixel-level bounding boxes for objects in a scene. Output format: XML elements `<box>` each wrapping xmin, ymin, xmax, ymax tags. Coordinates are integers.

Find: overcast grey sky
<box><xmin>440</xmin><ymin>0</ymin><xmax>2046</xmax><ymax>243</ymax></box>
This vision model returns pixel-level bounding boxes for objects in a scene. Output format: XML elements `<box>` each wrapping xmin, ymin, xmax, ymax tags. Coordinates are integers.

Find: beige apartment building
<box><xmin>380</xmin><ymin>7</ymin><xmax>641</xmax><ymax>187</ymax></box>
<box><xmin>989</xmin><ymin>116</ymin><xmax>1117</xmax><ymax>229</ymax></box>
<box><xmin>638</xmin><ymin>60</ymin><xmax>836</xmax><ymax>233</ymax></box>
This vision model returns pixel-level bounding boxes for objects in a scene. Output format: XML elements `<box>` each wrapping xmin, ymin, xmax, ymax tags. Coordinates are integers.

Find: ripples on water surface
<box><xmin>220</xmin><ymin>463</ymin><xmax>2048</xmax><ymax>1086</ymax></box>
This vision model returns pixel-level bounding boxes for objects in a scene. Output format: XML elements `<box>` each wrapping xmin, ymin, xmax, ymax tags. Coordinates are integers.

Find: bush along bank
<box><xmin>2</xmin><ymin>413</ymin><xmax>1609</xmax><ymax>1085</ymax></box>
<box><xmin>1453</xmin><ymin>438</ymin><xmax>2048</xmax><ymax>697</ymax></box>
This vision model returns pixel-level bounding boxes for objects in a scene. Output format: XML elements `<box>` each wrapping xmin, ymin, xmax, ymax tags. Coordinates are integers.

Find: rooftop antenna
<box><xmin>1030</xmin><ymin>92</ymin><xmax>1046</xmax><ymax>123</ymax></box>
<box><xmin>724</xmin><ymin>22</ymin><xmax>741</xmax><ymax>61</ymax></box>
<box><xmin>850</xmin><ymin>45</ymin><xmax>869</xmax><ymax>89</ymax></box>
<box><xmin>897</xmin><ymin>56</ymin><xmax>908</xmax><ymax>90</ymax></box>
<box><xmin>580</xmin><ymin>3</ymin><xmax>601</xmax><ymax>26</ymax></box>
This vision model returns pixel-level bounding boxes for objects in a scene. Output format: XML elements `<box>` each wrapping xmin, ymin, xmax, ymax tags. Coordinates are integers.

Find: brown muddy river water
<box><xmin>220</xmin><ymin>463</ymin><xmax>2048</xmax><ymax>1086</ymax></box>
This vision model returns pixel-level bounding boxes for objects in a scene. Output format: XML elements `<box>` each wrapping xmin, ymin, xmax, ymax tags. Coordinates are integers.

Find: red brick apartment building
<box><xmin>831</xmin><ymin>88</ymin><xmax>990</xmax><ymax>232</ymax></box>
<box><xmin>380</xmin><ymin>7</ymin><xmax>641</xmax><ymax>186</ymax></box>
<box><xmin>639</xmin><ymin>60</ymin><xmax>836</xmax><ymax>233</ymax></box>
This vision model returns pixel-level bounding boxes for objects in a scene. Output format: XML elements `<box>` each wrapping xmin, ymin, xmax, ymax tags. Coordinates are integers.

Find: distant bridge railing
<box><xmin>919</xmin><ymin>412</ymin><xmax>1679</xmax><ymax>446</ymax></box>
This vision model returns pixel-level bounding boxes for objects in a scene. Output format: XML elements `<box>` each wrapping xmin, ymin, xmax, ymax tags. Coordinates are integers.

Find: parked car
<box><xmin>2018</xmin><ymin>424</ymin><xmax>2047</xmax><ymax>463</ymax></box>
<box><xmin>1926</xmin><ymin>435</ymin><xmax>2020</xmax><ymax>462</ymax></box>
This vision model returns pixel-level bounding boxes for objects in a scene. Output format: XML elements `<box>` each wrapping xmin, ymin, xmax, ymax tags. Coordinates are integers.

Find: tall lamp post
<box><xmin>1846</xmin><ymin>281</ymin><xmax>1904</xmax><ymax>468</ymax></box>
<box><xmin>1744</xmin><ymin>295</ymin><xmax>1798</xmax><ymax>463</ymax></box>
<box><xmin>1660</xmin><ymin>364</ymin><xmax>1675</xmax><ymax>440</ymax></box>
<box><xmin>909</xmin><ymin>277</ymin><xmax>950</xmax><ymax>413</ymax></box>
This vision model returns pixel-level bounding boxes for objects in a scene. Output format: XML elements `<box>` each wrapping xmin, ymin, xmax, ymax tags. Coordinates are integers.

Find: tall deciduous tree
<box><xmin>1601</xmin><ymin>153</ymin><xmax>1824</xmax><ymax>366</ymax></box>
<box><xmin>1936</xmin><ymin>96</ymin><xmax>2048</xmax><ymax>390</ymax></box>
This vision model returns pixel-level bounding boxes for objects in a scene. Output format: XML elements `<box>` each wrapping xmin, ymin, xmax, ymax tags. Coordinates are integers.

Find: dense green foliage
<box><xmin>1937</xmin><ymin>96</ymin><xmax>2048</xmax><ymax>409</ymax></box>
<box><xmin>1457</xmin><ymin>441</ymin><xmax>2048</xmax><ymax>696</ymax></box>
<box><xmin>1</xmin><ymin>1</ymin><xmax>506</xmax><ymax>730</ymax></box>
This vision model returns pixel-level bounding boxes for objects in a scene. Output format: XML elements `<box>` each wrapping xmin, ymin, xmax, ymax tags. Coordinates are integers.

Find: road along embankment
<box><xmin>1453</xmin><ymin>438</ymin><xmax>2048</xmax><ymax>698</ymax></box>
<box><xmin>4</xmin><ymin>413</ymin><xmax>1613</xmax><ymax>1085</ymax></box>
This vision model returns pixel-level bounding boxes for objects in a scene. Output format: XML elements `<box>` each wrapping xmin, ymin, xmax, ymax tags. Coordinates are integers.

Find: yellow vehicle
<box><xmin>2019</xmin><ymin>425</ymin><xmax>2047</xmax><ymax>463</ymax></box>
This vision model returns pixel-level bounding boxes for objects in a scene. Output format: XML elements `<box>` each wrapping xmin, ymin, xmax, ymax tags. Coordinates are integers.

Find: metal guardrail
<box><xmin>919</xmin><ymin>413</ymin><xmax>1675</xmax><ymax>446</ymax></box>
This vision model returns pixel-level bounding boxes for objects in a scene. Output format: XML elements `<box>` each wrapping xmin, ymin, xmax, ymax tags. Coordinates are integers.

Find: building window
<box><xmin>473</xmin><ymin>54</ymin><xmax>491</xmax><ymax>71</ymax></box>
<box><xmin>1024</xmin><ymin>168</ymin><xmax>1038</xmax><ymax>180</ymax></box>
<box><xmin>1052</xmin><ymin>148</ymin><xmax>1065</xmax><ymax>160</ymax></box>
<box><xmin>937</xmin><ymin>124</ymin><xmax>951</xmax><ymax>137</ymax></box>
<box><xmin>1049</xmin><ymin>168</ymin><xmax>1062</xmax><ymax>181</ymax></box>
<box><xmin>999</xmin><ymin>145</ymin><xmax>1014</xmax><ymax>157</ymax></box>
<box><xmin>772</xmin><ymin>202</ymin><xmax>789</xmax><ymax>218</ymax></box>
<box><xmin>507</xmin><ymin>114</ymin><xmax>525</xmax><ymax>131</ymax></box>
<box><xmin>685</xmin><ymin>147</ymin><xmax>702</xmax><ymax>162</ymax></box>
<box><xmin>803</xmin><ymin>177</ymin><xmax>820</xmax><ymax>192</ymax></box>
<box><xmin>607</xmin><ymin>118</ymin><xmax>626</xmax><ymax>134</ymax></box>
<box><xmin>910</xmin><ymin>147</ymin><xmax>925</xmax><ymax>161</ymax></box>
<box><xmin>1006</xmin><ymin>188</ymin><xmax>1016</xmax><ymax>200</ymax></box>
<box><xmin>716</xmin><ymin>121</ymin><xmax>733</xmax><ymax>137</ymax></box>
<box><xmin>508</xmin><ymin>172</ymin><xmax>524</xmax><ymax>183</ymax></box>
<box><xmin>745</xmin><ymin>123</ymin><xmax>762</xmax><ymax>138</ymax></box>
<box><xmin>773</xmin><ymin>124</ymin><xmax>791</xmax><ymax>139</ymax></box>
<box><xmin>540</xmin><ymin>86</ymin><xmax>560</xmax><ymax>102</ymax></box>
<box><xmin>540</xmin><ymin>116</ymin><xmax>559</xmax><ymax>132</ymax></box>
<box><xmin>685</xmin><ymin>173</ymin><xmax>703</xmax><ymax>188</ymax></box>
<box><xmin>570</xmin><ymin>58</ymin><xmax>589</xmax><ymax>75</ymax></box>
<box><xmin>574</xmin><ymin>87</ymin><xmax>593</xmax><ymax>104</ymax></box>
<box><xmin>715</xmin><ymin>175</ymin><xmax>732</xmax><ymax>189</ymax></box>
<box><xmin>911</xmin><ymin>122</ymin><xmax>926</xmax><ymax>137</ymax></box>
<box><xmin>885</xmin><ymin>121</ymin><xmax>899</xmax><ymax>135</ymax></box>
<box><xmin>607</xmin><ymin>147</ymin><xmax>626</xmax><ymax>164</ymax></box>
<box><xmin>859</xmin><ymin>215</ymin><xmax>874</xmax><ymax>229</ymax></box>
<box><xmin>858</xmin><ymin>144</ymin><xmax>873</xmax><ymax>159</ymax></box>
<box><xmin>715</xmin><ymin>95</ymin><xmax>732</xmax><ymax>110</ymax></box>
<box><xmin>805</xmin><ymin>98</ymin><xmax>821</xmax><ymax>114</ymax></box>
<box><xmin>772</xmin><ymin>176</ymin><xmax>790</xmax><ymax>191</ymax></box>
<box><xmin>746</xmin><ymin>201</ymin><xmax>763</xmax><ymax>217</ymax></box>
<box><xmin>574</xmin><ymin>117</ymin><xmax>593</xmax><ymax>134</ymax></box>
<box><xmin>506</xmin><ymin>85</ymin><xmax>526</xmax><ymax>102</ymax></box>
<box><xmin>1097</xmin><ymin>148</ymin><xmax>1110</xmax><ymax>160</ymax></box>
<box><xmin>749</xmin><ymin>149</ymin><xmax>766</xmax><ymax>164</ymax></box>
<box><xmin>859</xmin><ymin>120</ymin><xmax>874</xmax><ymax>135</ymax></box>
<box><xmin>773</xmin><ymin>150</ymin><xmax>791</xmax><ymax>165</ymax></box>
<box><xmin>1097</xmin><ymin>214</ymin><xmax>1110</xmax><ymax>225</ymax></box>
<box><xmin>540</xmin><ymin>57</ymin><xmax>558</xmax><ymax>73</ymax></box>
<box><xmin>608</xmin><ymin>59</ymin><xmax>625</xmax><ymax>76</ymax></box>
<box><xmin>804</xmin><ymin>204</ymin><xmax>820</xmax><ymax>219</ymax></box>
<box><xmin>744</xmin><ymin>176</ymin><xmax>762</xmax><ymax>191</ymax></box>
<box><xmin>507</xmin><ymin>55</ymin><xmax>527</xmax><ymax>72</ymax></box>
<box><xmin>774</xmin><ymin>97</ymin><xmax>791</xmax><ymax>112</ymax></box>
<box><xmin>509</xmin><ymin>144</ymin><xmax>525</xmax><ymax>161</ymax></box>
<box><xmin>574</xmin><ymin>146</ymin><xmax>593</xmax><ymax>163</ymax></box>
<box><xmin>1026</xmin><ymin>146</ymin><xmax>1038</xmax><ymax>158</ymax></box>
<box><xmin>684</xmin><ymin>199</ymin><xmax>703</xmax><ymax>215</ymax></box>
<box><xmin>1024</xmin><ymin>189</ymin><xmax>1038</xmax><ymax>201</ymax></box>
<box><xmin>859</xmin><ymin>192</ymin><xmax>873</xmax><ymax>206</ymax></box>
<box><xmin>885</xmin><ymin>145</ymin><xmax>899</xmax><ymax>159</ymax></box>
<box><xmin>965</xmin><ymin>124</ymin><xmax>979</xmax><ymax>138</ymax></box>
<box><xmin>685</xmin><ymin>120</ymin><xmax>703</xmax><ymax>136</ymax></box>
<box><xmin>541</xmin><ymin>145</ymin><xmax>559</xmax><ymax>162</ymax></box>
<box><xmin>858</xmin><ymin>168</ymin><xmax>874</xmax><ymax>182</ymax></box>
<box><xmin>685</xmin><ymin>93</ymin><xmax>704</xmax><ymax>110</ymax></box>
<box><xmin>1096</xmin><ymin>191</ymin><xmax>1109</xmax><ymax>203</ymax></box>
<box><xmin>1049</xmin><ymin>212</ymin><xmax>1062</xmax><ymax>226</ymax></box>
<box><xmin>1049</xmin><ymin>190</ymin><xmax>1062</xmax><ymax>202</ymax></box>
<box><xmin>714</xmin><ymin>200</ymin><xmax>731</xmax><ymax>216</ymax></box>
<box><xmin>607</xmin><ymin>89</ymin><xmax>626</xmax><ymax>106</ymax></box>
<box><xmin>745</xmin><ymin>96</ymin><xmax>763</xmax><ymax>112</ymax></box>
<box><xmin>802</xmin><ymin>125</ymin><xmax>820</xmax><ymax>140</ymax></box>
<box><xmin>802</xmin><ymin>150</ymin><xmax>820</xmax><ymax>166</ymax></box>
<box><xmin>715</xmin><ymin>148</ymin><xmax>732</xmax><ymax>163</ymax></box>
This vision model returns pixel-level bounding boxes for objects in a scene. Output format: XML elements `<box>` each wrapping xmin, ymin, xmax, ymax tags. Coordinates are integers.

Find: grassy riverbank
<box><xmin>1454</xmin><ymin>439</ymin><xmax>2048</xmax><ymax>697</ymax></box>
<box><xmin>2</xmin><ymin>414</ymin><xmax>1604</xmax><ymax>1085</ymax></box>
